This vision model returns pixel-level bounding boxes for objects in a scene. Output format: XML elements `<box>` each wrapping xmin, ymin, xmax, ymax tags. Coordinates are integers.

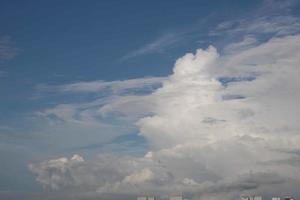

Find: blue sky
<box><xmin>1</xmin><ymin>0</ymin><xmax>300</xmax><ymax>199</ymax></box>
<box><xmin>0</xmin><ymin>0</ymin><xmax>259</xmax><ymax>113</ymax></box>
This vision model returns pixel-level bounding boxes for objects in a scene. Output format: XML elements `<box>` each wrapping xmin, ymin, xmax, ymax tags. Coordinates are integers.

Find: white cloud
<box><xmin>30</xmin><ymin>33</ymin><xmax>300</xmax><ymax>199</ymax></box>
<box><xmin>37</xmin><ymin>77</ymin><xmax>165</xmax><ymax>94</ymax></box>
<box><xmin>29</xmin><ymin>155</ymin><xmax>84</xmax><ymax>190</ymax></box>
<box><xmin>30</xmin><ymin>77</ymin><xmax>166</xmax><ymax>150</ymax></box>
<box><xmin>212</xmin><ymin>15</ymin><xmax>300</xmax><ymax>37</ymax></box>
<box><xmin>211</xmin><ymin>0</ymin><xmax>300</xmax><ymax>39</ymax></box>
<box><xmin>224</xmin><ymin>36</ymin><xmax>258</xmax><ymax>54</ymax></box>
<box><xmin>123</xmin><ymin>168</ymin><xmax>154</xmax><ymax>184</ymax></box>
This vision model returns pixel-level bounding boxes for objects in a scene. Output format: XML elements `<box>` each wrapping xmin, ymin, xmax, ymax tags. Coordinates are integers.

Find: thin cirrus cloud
<box><xmin>211</xmin><ymin>15</ymin><xmax>300</xmax><ymax>37</ymax></box>
<box><xmin>0</xmin><ymin>35</ymin><xmax>18</xmax><ymax>76</ymax></box>
<box><xmin>0</xmin><ymin>35</ymin><xmax>18</xmax><ymax>62</ymax></box>
<box><xmin>122</xmin><ymin>0</ymin><xmax>300</xmax><ymax>62</ymax></box>
<box><xmin>121</xmin><ymin>33</ymin><xmax>183</xmax><ymax>60</ymax></box>
<box><xmin>37</xmin><ymin>76</ymin><xmax>166</xmax><ymax>94</ymax></box>
<box><xmin>210</xmin><ymin>0</ymin><xmax>300</xmax><ymax>38</ymax></box>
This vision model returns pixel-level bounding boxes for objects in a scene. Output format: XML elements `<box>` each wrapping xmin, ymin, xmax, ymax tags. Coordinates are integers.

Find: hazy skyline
<box><xmin>1</xmin><ymin>0</ymin><xmax>300</xmax><ymax>199</ymax></box>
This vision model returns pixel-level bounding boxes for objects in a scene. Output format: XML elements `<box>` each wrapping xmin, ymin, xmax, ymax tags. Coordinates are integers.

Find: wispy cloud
<box><xmin>122</xmin><ymin>0</ymin><xmax>300</xmax><ymax>62</ymax></box>
<box><xmin>37</xmin><ymin>77</ymin><xmax>166</xmax><ymax>94</ymax></box>
<box><xmin>223</xmin><ymin>36</ymin><xmax>258</xmax><ymax>54</ymax></box>
<box><xmin>211</xmin><ymin>0</ymin><xmax>300</xmax><ymax>38</ymax></box>
<box><xmin>0</xmin><ymin>36</ymin><xmax>18</xmax><ymax>62</ymax></box>
<box><xmin>121</xmin><ymin>33</ymin><xmax>182</xmax><ymax>60</ymax></box>
<box><xmin>212</xmin><ymin>15</ymin><xmax>300</xmax><ymax>37</ymax></box>
<box><xmin>28</xmin><ymin>77</ymin><xmax>165</xmax><ymax>151</ymax></box>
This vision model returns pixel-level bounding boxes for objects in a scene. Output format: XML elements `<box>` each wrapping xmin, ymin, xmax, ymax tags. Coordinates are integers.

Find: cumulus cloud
<box><xmin>30</xmin><ymin>32</ymin><xmax>300</xmax><ymax>199</ymax></box>
<box><xmin>29</xmin><ymin>155</ymin><xmax>85</xmax><ymax>190</ymax></box>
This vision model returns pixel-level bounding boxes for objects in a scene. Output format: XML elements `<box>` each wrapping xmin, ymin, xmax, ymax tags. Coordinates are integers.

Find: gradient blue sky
<box><xmin>0</xmin><ymin>0</ymin><xmax>259</xmax><ymax>113</ymax></box>
<box><xmin>1</xmin><ymin>0</ymin><xmax>300</xmax><ymax>199</ymax></box>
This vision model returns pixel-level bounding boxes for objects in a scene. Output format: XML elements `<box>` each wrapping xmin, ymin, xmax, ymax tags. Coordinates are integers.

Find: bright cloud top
<box><xmin>30</xmin><ymin>34</ymin><xmax>300</xmax><ymax>199</ymax></box>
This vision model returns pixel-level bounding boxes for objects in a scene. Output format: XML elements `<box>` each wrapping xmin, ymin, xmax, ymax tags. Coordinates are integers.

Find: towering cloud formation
<box><xmin>30</xmin><ymin>34</ymin><xmax>300</xmax><ymax>199</ymax></box>
<box><xmin>138</xmin><ymin>46</ymin><xmax>223</xmax><ymax>148</ymax></box>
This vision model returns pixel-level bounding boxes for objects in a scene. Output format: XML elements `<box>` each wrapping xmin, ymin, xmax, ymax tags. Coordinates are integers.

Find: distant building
<box><xmin>241</xmin><ymin>195</ymin><xmax>262</xmax><ymax>200</ymax></box>
<box><xmin>254</xmin><ymin>196</ymin><xmax>262</xmax><ymax>200</ymax></box>
<box><xmin>137</xmin><ymin>196</ymin><xmax>157</xmax><ymax>200</ymax></box>
<box><xmin>272</xmin><ymin>197</ymin><xmax>280</xmax><ymax>200</ymax></box>
<box><xmin>241</xmin><ymin>196</ymin><xmax>251</xmax><ymax>200</ymax></box>
<box><xmin>170</xmin><ymin>196</ymin><xmax>183</xmax><ymax>200</ymax></box>
<box><xmin>137</xmin><ymin>196</ymin><xmax>147</xmax><ymax>200</ymax></box>
<box><xmin>284</xmin><ymin>196</ymin><xmax>294</xmax><ymax>200</ymax></box>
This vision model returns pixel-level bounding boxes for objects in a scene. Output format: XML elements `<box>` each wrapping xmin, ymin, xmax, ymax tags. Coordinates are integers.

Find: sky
<box><xmin>1</xmin><ymin>0</ymin><xmax>300</xmax><ymax>199</ymax></box>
